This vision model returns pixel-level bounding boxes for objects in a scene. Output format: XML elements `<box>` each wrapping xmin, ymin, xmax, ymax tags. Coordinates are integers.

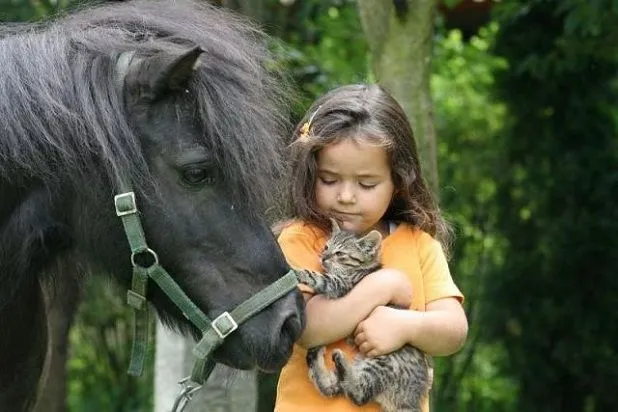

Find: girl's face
<box><xmin>315</xmin><ymin>138</ymin><xmax>395</xmax><ymax>235</ymax></box>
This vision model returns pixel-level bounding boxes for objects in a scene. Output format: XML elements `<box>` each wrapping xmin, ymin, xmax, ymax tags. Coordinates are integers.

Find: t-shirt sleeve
<box><xmin>418</xmin><ymin>232</ymin><xmax>464</xmax><ymax>304</ymax></box>
<box><xmin>277</xmin><ymin>225</ymin><xmax>323</xmax><ymax>295</ymax></box>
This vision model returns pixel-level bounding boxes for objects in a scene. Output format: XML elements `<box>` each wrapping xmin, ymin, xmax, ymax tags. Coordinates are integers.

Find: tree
<box><xmin>357</xmin><ymin>0</ymin><xmax>439</xmax><ymax>192</ymax></box>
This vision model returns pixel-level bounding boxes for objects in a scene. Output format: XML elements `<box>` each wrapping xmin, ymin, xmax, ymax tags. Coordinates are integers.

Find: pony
<box><xmin>0</xmin><ymin>1</ymin><xmax>305</xmax><ymax>410</ymax></box>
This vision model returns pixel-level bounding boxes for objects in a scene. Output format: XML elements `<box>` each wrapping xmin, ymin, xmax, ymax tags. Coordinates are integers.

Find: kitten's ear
<box><xmin>329</xmin><ymin>218</ymin><xmax>341</xmax><ymax>235</ymax></box>
<box><xmin>358</xmin><ymin>230</ymin><xmax>382</xmax><ymax>253</ymax></box>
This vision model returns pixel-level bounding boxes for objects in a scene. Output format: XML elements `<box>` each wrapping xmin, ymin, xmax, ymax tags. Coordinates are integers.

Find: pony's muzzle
<box><xmin>273</xmin><ymin>289</ymin><xmax>305</xmax><ymax>352</ymax></box>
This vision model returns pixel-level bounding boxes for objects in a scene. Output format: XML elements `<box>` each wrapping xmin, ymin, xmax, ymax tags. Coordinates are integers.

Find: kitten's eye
<box><xmin>181</xmin><ymin>167</ymin><xmax>215</xmax><ymax>186</ymax></box>
<box><xmin>334</xmin><ymin>251</ymin><xmax>344</xmax><ymax>257</ymax></box>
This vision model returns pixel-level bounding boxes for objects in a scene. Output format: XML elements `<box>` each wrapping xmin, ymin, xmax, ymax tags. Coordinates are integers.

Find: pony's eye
<box><xmin>181</xmin><ymin>167</ymin><xmax>213</xmax><ymax>186</ymax></box>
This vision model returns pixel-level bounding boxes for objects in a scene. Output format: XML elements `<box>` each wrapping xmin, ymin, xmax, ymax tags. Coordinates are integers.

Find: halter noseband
<box><xmin>114</xmin><ymin>190</ymin><xmax>298</xmax><ymax>412</ymax></box>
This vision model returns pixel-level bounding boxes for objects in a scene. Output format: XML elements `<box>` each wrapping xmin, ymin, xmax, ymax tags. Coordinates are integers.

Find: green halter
<box><xmin>114</xmin><ymin>191</ymin><xmax>298</xmax><ymax>410</ymax></box>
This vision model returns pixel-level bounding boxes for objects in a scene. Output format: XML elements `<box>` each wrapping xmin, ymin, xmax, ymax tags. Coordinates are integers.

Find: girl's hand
<box><xmin>353</xmin><ymin>306</ymin><xmax>410</xmax><ymax>357</ymax></box>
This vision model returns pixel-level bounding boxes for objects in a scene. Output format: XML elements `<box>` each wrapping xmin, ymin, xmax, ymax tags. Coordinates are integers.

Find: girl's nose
<box><xmin>337</xmin><ymin>184</ymin><xmax>356</xmax><ymax>204</ymax></box>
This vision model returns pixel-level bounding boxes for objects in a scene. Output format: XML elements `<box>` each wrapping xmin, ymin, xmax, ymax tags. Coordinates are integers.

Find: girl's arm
<box><xmin>354</xmin><ymin>297</ymin><xmax>468</xmax><ymax>357</ymax></box>
<box><xmin>298</xmin><ymin>268</ymin><xmax>413</xmax><ymax>349</ymax></box>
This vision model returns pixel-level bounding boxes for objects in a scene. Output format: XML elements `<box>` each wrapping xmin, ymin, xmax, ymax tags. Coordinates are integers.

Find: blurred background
<box><xmin>2</xmin><ymin>0</ymin><xmax>617</xmax><ymax>411</ymax></box>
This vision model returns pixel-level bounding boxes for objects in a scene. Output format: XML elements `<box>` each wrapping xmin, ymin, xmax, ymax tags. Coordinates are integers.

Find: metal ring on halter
<box><xmin>171</xmin><ymin>377</ymin><xmax>203</xmax><ymax>412</ymax></box>
<box><xmin>130</xmin><ymin>248</ymin><xmax>159</xmax><ymax>269</ymax></box>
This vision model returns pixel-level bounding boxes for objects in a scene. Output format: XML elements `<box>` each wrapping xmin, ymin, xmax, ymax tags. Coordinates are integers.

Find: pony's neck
<box><xmin>0</xmin><ymin>186</ymin><xmax>71</xmax><ymax>311</ymax></box>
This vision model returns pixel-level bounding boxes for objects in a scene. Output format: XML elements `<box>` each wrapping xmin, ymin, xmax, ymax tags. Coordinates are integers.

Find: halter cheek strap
<box><xmin>114</xmin><ymin>190</ymin><xmax>298</xmax><ymax>411</ymax></box>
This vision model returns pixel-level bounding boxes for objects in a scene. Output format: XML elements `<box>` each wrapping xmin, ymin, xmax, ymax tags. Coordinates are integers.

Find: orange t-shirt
<box><xmin>274</xmin><ymin>221</ymin><xmax>464</xmax><ymax>412</ymax></box>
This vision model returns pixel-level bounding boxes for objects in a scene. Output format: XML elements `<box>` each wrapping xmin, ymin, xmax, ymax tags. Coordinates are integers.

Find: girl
<box><xmin>275</xmin><ymin>84</ymin><xmax>467</xmax><ymax>412</ymax></box>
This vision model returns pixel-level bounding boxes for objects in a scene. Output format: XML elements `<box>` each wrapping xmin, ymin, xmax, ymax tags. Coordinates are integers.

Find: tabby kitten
<box><xmin>295</xmin><ymin>219</ymin><xmax>432</xmax><ymax>412</ymax></box>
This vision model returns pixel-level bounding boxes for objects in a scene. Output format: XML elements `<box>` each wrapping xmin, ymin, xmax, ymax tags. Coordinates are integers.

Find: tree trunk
<box><xmin>357</xmin><ymin>0</ymin><xmax>439</xmax><ymax>193</ymax></box>
<box><xmin>154</xmin><ymin>320</ymin><xmax>257</xmax><ymax>412</ymax></box>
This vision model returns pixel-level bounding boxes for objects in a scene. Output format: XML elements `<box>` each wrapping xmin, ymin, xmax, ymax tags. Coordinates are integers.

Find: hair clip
<box><xmin>298</xmin><ymin>105</ymin><xmax>322</xmax><ymax>140</ymax></box>
<box><xmin>299</xmin><ymin>121</ymin><xmax>310</xmax><ymax>138</ymax></box>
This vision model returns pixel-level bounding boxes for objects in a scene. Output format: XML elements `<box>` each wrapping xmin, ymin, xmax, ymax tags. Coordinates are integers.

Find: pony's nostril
<box><xmin>281</xmin><ymin>312</ymin><xmax>303</xmax><ymax>343</ymax></box>
<box><xmin>272</xmin><ymin>292</ymin><xmax>305</xmax><ymax>352</ymax></box>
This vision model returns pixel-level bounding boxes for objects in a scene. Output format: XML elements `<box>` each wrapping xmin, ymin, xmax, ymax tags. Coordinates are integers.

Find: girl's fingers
<box><xmin>354</xmin><ymin>332</ymin><xmax>365</xmax><ymax>346</ymax></box>
<box><xmin>359</xmin><ymin>342</ymin><xmax>372</xmax><ymax>354</ymax></box>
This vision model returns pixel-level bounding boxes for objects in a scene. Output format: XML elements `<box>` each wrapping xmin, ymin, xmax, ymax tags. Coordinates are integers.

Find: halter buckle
<box><xmin>114</xmin><ymin>192</ymin><xmax>137</xmax><ymax>216</ymax></box>
<box><xmin>211</xmin><ymin>311</ymin><xmax>238</xmax><ymax>339</ymax></box>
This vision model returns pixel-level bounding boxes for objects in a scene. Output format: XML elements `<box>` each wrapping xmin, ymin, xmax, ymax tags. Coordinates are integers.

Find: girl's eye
<box><xmin>359</xmin><ymin>182</ymin><xmax>377</xmax><ymax>189</ymax></box>
<box><xmin>319</xmin><ymin>177</ymin><xmax>337</xmax><ymax>185</ymax></box>
<box><xmin>182</xmin><ymin>167</ymin><xmax>215</xmax><ymax>186</ymax></box>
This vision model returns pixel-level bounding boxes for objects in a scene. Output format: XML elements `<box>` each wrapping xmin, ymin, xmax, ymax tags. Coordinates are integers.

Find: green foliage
<box><xmin>269</xmin><ymin>0</ymin><xmax>369</xmax><ymax>119</ymax></box>
<box><xmin>431</xmin><ymin>23</ymin><xmax>517</xmax><ymax>411</ymax></box>
<box><xmin>442</xmin><ymin>0</ymin><xmax>464</xmax><ymax>8</ymax></box>
<box><xmin>485</xmin><ymin>0</ymin><xmax>618</xmax><ymax>410</ymax></box>
<box><xmin>0</xmin><ymin>0</ymin><xmax>77</xmax><ymax>21</ymax></box>
<box><xmin>67</xmin><ymin>277</ymin><xmax>154</xmax><ymax>412</ymax></box>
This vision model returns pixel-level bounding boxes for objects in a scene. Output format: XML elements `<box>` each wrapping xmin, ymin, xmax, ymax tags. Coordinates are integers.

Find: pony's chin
<box><xmin>214</xmin><ymin>345</ymin><xmax>292</xmax><ymax>372</ymax></box>
<box><xmin>254</xmin><ymin>346</ymin><xmax>294</xmax><ymax>372</ymax></box>
<box><xmin>256</xmin><ymin>364</ymin><xmax>283</xmax><ymax>374</ymax></box>
<box><xmin>214</xmin><ymin>356</ymin><xmax>255</xmax><ymax>370</ymax></box>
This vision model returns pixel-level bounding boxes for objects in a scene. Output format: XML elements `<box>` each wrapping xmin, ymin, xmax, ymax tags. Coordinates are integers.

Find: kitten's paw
<box><xmin>332</xmin><ymin>349</ymin><xmax>348</xmax><ymax>379</ymax></box>
<box><xmin>294</xmin><ymin>269</ymin><xmax>311</xmax><ymax>284</ymax></box>
<box><xmin>306</xmin><ymin>346</ymin><xmax>323</xmax><ymax>365</ymax></box>
<box><xmin>308</xmin><ymin>347</ymin><xmax>340</xmax><ymax>397</ymax></box>
<box><xmin>332</xmin><ymin>349</ymin><xmax>345</xmax><ymax>364</ymax></box>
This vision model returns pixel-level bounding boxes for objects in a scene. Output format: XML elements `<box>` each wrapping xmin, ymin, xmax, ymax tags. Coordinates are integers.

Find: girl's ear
<box><xmin>329</xmin><ymin>218</ymin><xmax>341</xmax><ymax>235</ymax></box>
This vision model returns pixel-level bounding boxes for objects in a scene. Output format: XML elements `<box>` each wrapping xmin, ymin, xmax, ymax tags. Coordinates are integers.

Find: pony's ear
<box><xmin>154</xmin><ymin>46</ymin><xmax>203</xmax><ymax>94</ymax></box>
<box><xmin>329</xmin><ymin>218</ymin><xmax>341</xmax><ymax>235</ymax></box>
<box><xmin>137</xmin><ymin>46</ymin><xmax>203</xmax><ymax>98</ymax></box>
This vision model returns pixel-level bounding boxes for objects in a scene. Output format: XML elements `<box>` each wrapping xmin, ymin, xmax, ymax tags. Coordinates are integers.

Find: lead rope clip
<box><xmin>171</xmin><ymin>377</ymin><xmax>203</xmax><ymax>412</ymax></box>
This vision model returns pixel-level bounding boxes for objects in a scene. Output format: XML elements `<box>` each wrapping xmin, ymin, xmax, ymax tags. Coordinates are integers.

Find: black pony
<box><xmin>0</xmin><ymin>1</ymin><xmax>304</xmax><ymax>410</ymax></box>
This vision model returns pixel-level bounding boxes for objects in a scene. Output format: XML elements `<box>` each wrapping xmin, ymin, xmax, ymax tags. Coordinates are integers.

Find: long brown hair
<box><xmin>284</xmin><ymin>84</ymin><xmax>452</xmax><ymax>249</ymax></box>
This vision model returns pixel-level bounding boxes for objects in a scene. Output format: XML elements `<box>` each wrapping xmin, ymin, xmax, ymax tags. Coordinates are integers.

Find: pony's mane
<box><xmin>0</xmin><ymin>0</ymin><xmax>289</xmax><ymax>214</ymax></box>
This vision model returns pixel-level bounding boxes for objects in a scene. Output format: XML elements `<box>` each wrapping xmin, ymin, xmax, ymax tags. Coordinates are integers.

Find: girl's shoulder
<box><xmin>388</xmin><ymin>221</ymin><xmax>430</xmax><ymax>238</ymax></box>
<box><xmin>386</xmin><ymin>222</ymin><xmax>438</xmax><ymax>248</ymax></box>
